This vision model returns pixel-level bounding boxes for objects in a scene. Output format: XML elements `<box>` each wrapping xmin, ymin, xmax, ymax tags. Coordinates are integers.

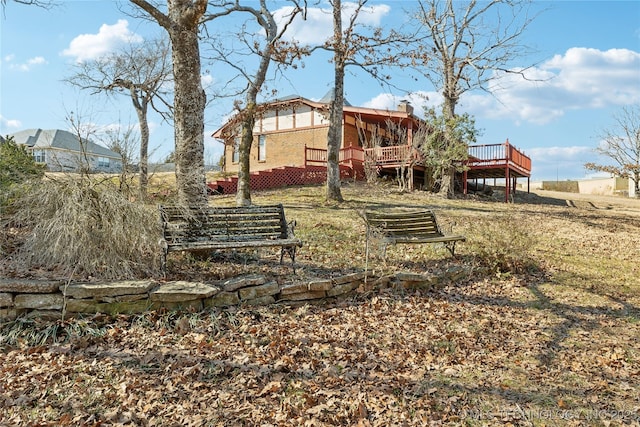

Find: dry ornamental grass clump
<box><xmin>5</xmin><ymin>177</ymin><xmax>159</xmax><ymax>280</ymax></box>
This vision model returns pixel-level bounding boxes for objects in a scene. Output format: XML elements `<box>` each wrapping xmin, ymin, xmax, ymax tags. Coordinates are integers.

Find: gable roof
<box><xmin>212</xmin><ymin>94</ymin><xmax>420</xmax><ymax>140</ymax></box>
<box><xmin>9</xmin><ymin>129</ymin><xmax>121</xmax><ymax>159</ymax></box>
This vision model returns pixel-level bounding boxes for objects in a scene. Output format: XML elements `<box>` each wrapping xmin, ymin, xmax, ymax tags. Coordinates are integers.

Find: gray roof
<box><xmin>319</xmin><ymin>88</ymin><xmax>352</xmax><ymax>106</ymax></box>
<box><xmin>265</xmin><ymin>89</ymin><xmax>352</xmax><ymax>106</ymax></box>
<box><xmin>9</xmin><ymin>129</ymin><xmax>120</xmax><ymax>158</ymax></box>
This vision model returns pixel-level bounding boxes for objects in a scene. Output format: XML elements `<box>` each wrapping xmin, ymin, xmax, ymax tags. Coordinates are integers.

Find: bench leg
<box><xmin>445</xmin><ymin>241</ymin><xmax>456</xmax><ymax>257</ymax></box>
<box><xmin>161</xmin><ymin>250</ymin><xmax>168</xmax><ymax>278</ymax></box>
<box><xmin>280</xmin><ymin>246</ymin><xmax>298</xmax><ymax>274</ymax></box>
<box><xmin>381</xmin><ymin>243</ymin><xmax>388</xmax><ymax>262</ymax></box>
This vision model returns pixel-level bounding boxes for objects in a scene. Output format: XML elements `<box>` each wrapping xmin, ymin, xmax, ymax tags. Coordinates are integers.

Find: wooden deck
<box><xmin>305</xmin><ymin>139</ymin><xmax>531</xmax><ymax>202</ymax></box>
<box><xmin>463</xmin><ymin>140</ymin><xmax>531</xmax><ymax>201</ymax></box>
<box><xmin>209</xmin><ymin>141</ymin><xmax>531</xmax><ymax>201</ymax></box>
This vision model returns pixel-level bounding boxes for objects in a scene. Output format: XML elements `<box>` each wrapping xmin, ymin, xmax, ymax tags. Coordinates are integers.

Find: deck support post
<box><xmin>505</xmin><ymin>167</ymin><xmax>510</xmax><ymax>203</ymax></box>
<box><xmin>463</xmin><ymin>170</ymin><xmax>468</xmax><ymax>194</ymax></box>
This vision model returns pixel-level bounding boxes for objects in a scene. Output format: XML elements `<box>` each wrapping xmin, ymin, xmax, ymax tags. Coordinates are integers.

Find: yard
<box><xmin>1</xmin><ymin>182</ymin><xmax>639</xmax><ymax>426</ymax></box>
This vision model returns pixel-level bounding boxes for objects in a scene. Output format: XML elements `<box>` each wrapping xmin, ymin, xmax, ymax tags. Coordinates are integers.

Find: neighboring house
<box><xmin>9</xmin><ymin>128</ymin><xmax>122</xmax><ymax>173</ymax></box>
<box><xmin>212</xmin><ymin>91</ymin><xmax>421</xmax><ymax>174</ymax></box>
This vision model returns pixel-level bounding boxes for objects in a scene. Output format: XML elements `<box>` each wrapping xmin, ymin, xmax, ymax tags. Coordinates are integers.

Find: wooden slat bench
<box><xmin>159</xmin><ymin>204</ymin><xmax>302</xmax><ymax>276</ymax></box>
<box><xmin>362</xmin><ymin>208</ymin><xmax>466</xmax><ymax>260</ymax></box>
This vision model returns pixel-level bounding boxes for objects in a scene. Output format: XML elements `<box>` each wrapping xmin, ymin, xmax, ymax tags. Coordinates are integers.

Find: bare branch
<box><xmin>586</xmin><ymin>105</ymin><xmax>640</xmax><ymax>197</ymax></box>
<box><xmin>413</xmin><ymin>0</ymin><xmax>541</xmax><ymax>118</ymax></box>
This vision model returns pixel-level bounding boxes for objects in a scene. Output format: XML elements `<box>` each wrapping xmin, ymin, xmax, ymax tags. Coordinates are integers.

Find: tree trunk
<box><xmin>128</xmin><ymin>1</ymin><xmax>208</xmax><ymax>206</ymax></box>
<box><xmin>326</xmin><ymin>0</ymin><xmax>344</xmax><ymax>203</ymax></box>
<box><xmin>236</xmin><ymin>105</ymin><xmax>255</xmax><ymax>206</ymax></box>
<box><xmin>133</xmin><ymin>100</ymin><xmax>149</xmax><ymax>200</ymax></box>
<box><xmin>439</xmin><ymin>95</ymin><xmax>457</xmax><ymax>198</ymax></box>
<box><xmin>168</xmin><ymin>4</ymin><xmax>208</xmax><ymax>207</ymax></box>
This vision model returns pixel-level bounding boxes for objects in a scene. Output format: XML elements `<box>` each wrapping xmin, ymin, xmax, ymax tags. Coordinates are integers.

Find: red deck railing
<box><xmin>305</xmin><ymin>145</ymin><xmax>365</xmax><ymax>165</ymax></box>
<box><xmin>305</xmin><ymin>141</ymin><xmax>530</xmax><ymax>176</ymax></box>
<box><xmin>466</xmin><ymin>141</ymin><xmax>531</xmax><ymax>176</ymax></box>
<box><xmin>305</xmin><ymin>145</ymin><xmax>422</xmax><ymax>167</ymax></box>
<box><xmin>363</xmin><ymin>145</ymin><xmax>419</xmax><ymax>165</ymax></box>
<box><xmin>212</xmin><ymin>141</ymin><xmax>530</xmax><ymax>199</ymax></box>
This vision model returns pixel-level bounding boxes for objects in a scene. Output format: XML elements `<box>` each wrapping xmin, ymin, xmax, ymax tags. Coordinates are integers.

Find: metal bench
<box><xmin>159</xmin><ymin>204</ymin><xmax>302</xmax><ymax>276</ymax></box>
<box><xmin>362</xmin><ymin>208</ymin><xmax>466</xmax><ymax>260</ymax></box>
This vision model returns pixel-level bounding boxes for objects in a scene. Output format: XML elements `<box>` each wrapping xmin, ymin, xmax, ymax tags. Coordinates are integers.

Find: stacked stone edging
<box><xmin>0</xmin><ymin>266</ymin><xmax>469</xmax><ymax>321</ymax></box>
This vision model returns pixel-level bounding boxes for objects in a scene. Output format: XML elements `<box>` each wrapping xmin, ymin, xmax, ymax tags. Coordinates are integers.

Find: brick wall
<box><xmin>225</xmin><ymin>126</ymin><xmax>330</xmax><ymax>173</ymax></box>
<box><xmin>343</xmin><ymin>122</ymin><xmax>360</xmax><ymax>148</ymax></box>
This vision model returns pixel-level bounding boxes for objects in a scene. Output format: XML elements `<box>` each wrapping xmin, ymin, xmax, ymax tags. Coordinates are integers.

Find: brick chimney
<box><xmin>397</xmin><ymin>100</ymin><xmax>414</xmax><ymax>115</ymax></box>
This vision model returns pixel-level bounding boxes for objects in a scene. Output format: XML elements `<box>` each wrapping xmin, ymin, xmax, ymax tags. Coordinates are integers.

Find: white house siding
<box><xmin>261</xmin><ymin>110</ymin><xmax>278</xmax><ymax>132</ymax></box>
<box><xmin>39</xmin><ymin>148</ymin><xmax>121</xmax><ymax>173</ymax></box>
<box><xmin>314</xmin><ymin>110</ymin><xmax>329</xmax><ymax>126</ymax></box>
<box><xmin>296</xmin><ymin>106</ymin><xmax>312</xmax><ymax>127</ymax></box>
<box><xmin>279</xmin><ymin>107</ymin><xmax>295</xmax><ymax>128</ymax></box>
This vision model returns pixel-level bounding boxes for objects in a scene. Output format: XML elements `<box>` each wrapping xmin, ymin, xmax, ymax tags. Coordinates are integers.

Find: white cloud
<box><xmin>362</xmin><ymin>91</ymin><xmax>439</xmax><ymax>114</ymax></box>
<box><xmin>485</xmin><ymin>48</ymin><xmax>640</xmax><ymax>124</ymax></box>
<box><xmin>61</xmin><ymin>19</ymin><xmax>143</xmax><ymax>62</ymax></box>
<box><xmin>201</xmin><ymin>74</ymin><xmax>214</xmax><ymax>90</ymax></box>
<box><xmin>527</xmin><ymin>146</ymin><xmax>593</xmax><ymax>163</ymax></box>
<box><xmin>7</xmin><ymin>55</ymin><xmax>48</xmax><ymax>72</ymax></box>
<box><xmin>4</xmin><ymin>54</ymin><xmax>15</xmax><ymax>62</ymax></box>
<box><xmin>526</xmin><ymin>146</ymin><xmax>600</xmax><ymax>179</ymax></box>
<box><xmin>275</xmin><ymin>2</ymin><xmax>391</xmax><ymax>45</ymax></box>
<box><xmin>0</xmin><ymin>115</ymin><xmax>22</xmax><ymax>130</ymax></box>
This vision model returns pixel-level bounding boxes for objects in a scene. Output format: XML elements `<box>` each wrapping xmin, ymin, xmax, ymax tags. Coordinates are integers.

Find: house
<box><xmin>211</xmin><ymin>92</ymin><xmax>531</xmax><ymax>200</ymax></box>
<box><xmin>9</xmin><ymin>128</ymin><xmax>123</xmax><ymax>173</ymax></box>
<box><xmin>212</xmin><ymin>92</ymin><xmax>421</xmax><ymax>176</ymax></box>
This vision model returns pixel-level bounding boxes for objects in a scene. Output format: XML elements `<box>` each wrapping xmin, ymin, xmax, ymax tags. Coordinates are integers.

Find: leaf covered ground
<box><xmin>1</xmin><ymin>183</ymin><xmax>639</xmax><ymax>426</ymax></box>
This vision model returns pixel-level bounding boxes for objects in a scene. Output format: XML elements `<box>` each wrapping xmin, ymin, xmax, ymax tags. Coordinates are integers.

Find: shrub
<box><xmin>465</xmin><ymin>211</ymin><xmax>538</xmax><ymax>275</ymax></box>
<box><xmin>0</xmin><ymin>136</ymin><xmax>45</xmax><ymax>210</ymax></box>
<box><xmin>6</xmin><ymin>176</ymin><xmax>160</xmax><ymax>280</ymax></box>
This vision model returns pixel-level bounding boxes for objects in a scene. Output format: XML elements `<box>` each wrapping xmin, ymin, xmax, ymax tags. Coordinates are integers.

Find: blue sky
<box><xmin>1</xmin><ymin>0</ymin><xmax>639</xmax><ymax>181</ymax></box>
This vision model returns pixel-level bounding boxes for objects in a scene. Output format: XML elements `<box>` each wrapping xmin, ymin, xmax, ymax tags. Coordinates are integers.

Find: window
<box><xmin>258</xmin><ymin>135</ymin><xmax>266</xmax><ymax>161</ymax></box>
<box><xmin>232</xmin><ymin>138</ymin><xmax>240</xmax><ymax>163</ymax></box>
<box><xmin>98</xmin><ymin>157</ymin><xmax>110</xmax><ymax>168</ymax></box>
<box><xmin>32</xmin><ymin>150</ymin><xmax>46</xmax><ymax>163</ymax></box>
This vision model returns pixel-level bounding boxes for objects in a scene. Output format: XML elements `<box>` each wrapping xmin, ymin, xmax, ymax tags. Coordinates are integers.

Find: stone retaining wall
<box><xmin>0</xmin><ymin>267</ymin><xmax>468</xmax><ymax>322</ymax></box>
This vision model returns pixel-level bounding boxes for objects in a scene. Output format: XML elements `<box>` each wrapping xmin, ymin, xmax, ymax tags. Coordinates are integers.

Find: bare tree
<box><xmin>203</xmin><ymin>0</ymin><xmax>305</xmax><ymax>206</ymax></box>
<box><xmin>65</xmin><ymin>110</ymin><xmax>97</xmax><ymax>178</ymax></box>
<box><xmin>129</xmin><ymin>0</ymin><xmax>208</xmax><ymax>207</ymax></box>
<box><xmin>66</xmin><ymin>37</ymin><xmax>173</xmax><ymax>200</ymax></box>
<box><xmin>413</xmin><ymin>0</ymin><xmax>537</xmax><ymax>196</ymax></box>
<box><xmin>101</xmin><ymin>124</ymin><xmax>140</xmax><ymax>196</ymax></box>
<box><xmin>585</xmin><ymin>104</ymin><xmax>640</xmax><ymax>198</ymax></box>
<box><xmin>1</xmin><ymin>0</ymin><xmax>57</xmax><ymax>9</ymax></box>
<box><xmin>325</xmin><ymin>0</ymin><xmax>347</xmax><ymax>202</ymax></box>
<box><xmin>311</xmin><ymin>0</ymin><xmax>416</xmax><ymax>202</ymax></box>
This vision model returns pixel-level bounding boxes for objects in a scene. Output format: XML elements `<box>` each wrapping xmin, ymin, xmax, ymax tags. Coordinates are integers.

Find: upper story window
<box><xmin>98</xmin><ymin>157</ymin><xmax>110</xmax><ymax>168</ymax></box>
<box><xmin>258</xmin><ymin>135</ymin><xmax>266</xmax><ymax>161</ymax></box>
